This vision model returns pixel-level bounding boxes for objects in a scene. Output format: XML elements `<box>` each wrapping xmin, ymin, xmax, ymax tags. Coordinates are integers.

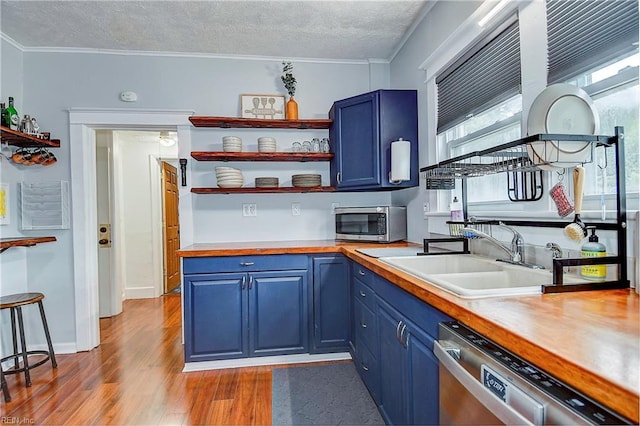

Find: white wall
<box><xmin>113</xmin><ymin>131</ymin><xmax>178</xmax><ymax>298</ymax></box>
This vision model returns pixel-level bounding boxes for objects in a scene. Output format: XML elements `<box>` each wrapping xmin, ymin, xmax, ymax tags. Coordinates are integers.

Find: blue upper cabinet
<box><xmin>329</xmin><ymin>89</ymin><xmax>419</xmax><ymax>191</ymax></box>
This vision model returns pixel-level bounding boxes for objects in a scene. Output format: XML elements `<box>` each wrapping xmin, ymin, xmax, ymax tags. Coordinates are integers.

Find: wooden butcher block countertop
<box><xmin>178</xmin><ymin>240</ymin><xmax>639</xmax><ymax>423</ymax></box>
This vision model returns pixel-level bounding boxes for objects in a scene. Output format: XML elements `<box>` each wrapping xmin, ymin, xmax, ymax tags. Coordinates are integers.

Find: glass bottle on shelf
<box><xmin>0</xmin><ymin>103</ymin><xmax>6</xmax><ymax>127</ymax></box>
<box><xmin>4</xmin><ymin>97</ymin><xmax>19</xmax><ymax>130</ymax></box>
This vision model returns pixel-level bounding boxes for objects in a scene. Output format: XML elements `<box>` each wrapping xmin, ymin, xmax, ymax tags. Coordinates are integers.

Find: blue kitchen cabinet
<box><xmin>183</xmin><ymin>255</ymin><xmax>309</xmax><ymax>362</ymax></box>
<box><xmin>311</xmin><ymin>255</ymin><xmax>351</xmax><ymax>352</ymax></box>
<box><xmin>374</xmin><ymin>275</ymin><xmax>451</xmax><ymax>425</ymax></box>
<box><xmin>184</xmin><ymin>272</ymin><xmax>248</xmax><ymax>361</ymax></box>
<box><xmin>350</xmin><ymin>262</ymin><xmax>380</xmax><ymax>403</ymax></box>
<box><xmin>329</xmin><ymin>89</ymin><xmax>418</xmax><ymax>191</ymax></box>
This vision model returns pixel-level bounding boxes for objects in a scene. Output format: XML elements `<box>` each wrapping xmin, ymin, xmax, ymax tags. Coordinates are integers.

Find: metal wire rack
<box><xmin>420</xmin><ymin>133</ymin><xmax>607</xmax><ymax>180</ymax></box>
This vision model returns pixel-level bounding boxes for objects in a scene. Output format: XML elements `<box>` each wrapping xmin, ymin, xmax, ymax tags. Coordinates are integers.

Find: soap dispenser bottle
<box><xmin>580</xmin><ymin>226</ymin><xmax>607</xmax><ymax>280</ymax></box>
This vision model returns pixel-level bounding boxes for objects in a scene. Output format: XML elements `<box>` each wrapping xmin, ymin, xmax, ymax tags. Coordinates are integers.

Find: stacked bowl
<box><xmin>255</xmin><ymin>177</ymin><xmax>279</xmax><ymax>188</ymax></box>
<box><xmin>258</xmin><ymin>137</ymin><xmax>277</xmax><ymax>152</ymax></box>
<box><xmin>222</xmin><ymin>136</ymin><xmax>242</xmax><ymax>152</ymax></box>
<box><xmin>215</xmin><ymin>166</ymin><xmax>244</xmax><ymax>188</ymax></box>
<box><xmin>292</xmin><ymin>174</ymin><xmax>322</xmax><ymax>187</ymax></box>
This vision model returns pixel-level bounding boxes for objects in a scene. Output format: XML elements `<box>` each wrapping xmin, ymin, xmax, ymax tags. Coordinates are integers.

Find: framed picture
<box><xmin>241</xmin><ymin>94</ymin><xmax>285</xmax><ymax>119</ymax></box>
<box><xmin>0</xmin><ymin>183</ymin><xmax>9</xmax><ymax>225</ymax></box>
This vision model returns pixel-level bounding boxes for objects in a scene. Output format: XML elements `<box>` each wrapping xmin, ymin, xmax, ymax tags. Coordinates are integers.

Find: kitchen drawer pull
<box><xmin>361</xmin><ymin>363</ymin><xmax>369</xmax><ymax>372</ymax></box>
<box><xmin>359</xmin><ymin>290</ymin><xmax>366</xmax><ymax>297</ymax></box>
<box><xmin>240</xmin><ymin>261</ymin><xmax>255</xmax><ymax>266</ymax></box>
<box><xmin>358</xmin><ymin>270</ymin><xmax>366</xmax><ymax>276</ymax></box>
<box><xmin>360</xmin><ymin>321</ymin><xmax>367</xmax><ymax>329</ymax></box>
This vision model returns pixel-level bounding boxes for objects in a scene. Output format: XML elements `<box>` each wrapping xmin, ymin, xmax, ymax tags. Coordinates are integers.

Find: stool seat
<box><xmin>0</xmin><ymin>292</ymin><xmax>45</xmax><ymax>309</ymax></box>
<box><xmin>0</xmin><ymin>291</ymin><xmax>57</xmax><ymax>395</ymax></box>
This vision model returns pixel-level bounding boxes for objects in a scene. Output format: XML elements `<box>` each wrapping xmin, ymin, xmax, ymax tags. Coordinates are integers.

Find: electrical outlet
<box><xmin>291</xmin><ymin>202</ymin><xmax>301</xmax><ymax>216</ymax></box>
<box><xmin>242</xmin><ymin>203</ymin><xmax>257</xmax><ymax>217</ymax></box>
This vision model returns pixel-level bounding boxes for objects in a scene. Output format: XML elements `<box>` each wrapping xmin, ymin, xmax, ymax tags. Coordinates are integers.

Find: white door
<box><xmin>96</xmin><ymin>131</ymin><xmax>122</xmax><ymax>318</ymax></box>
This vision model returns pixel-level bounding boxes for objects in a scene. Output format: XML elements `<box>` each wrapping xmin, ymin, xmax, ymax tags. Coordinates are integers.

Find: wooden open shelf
<box><xmin>0</xmin><ymin>236</ymin><xmax>57</xmax><ymax>253</ymax></box>
<box><xmin>191</xmin><ymin>151</ymin><xmax>333</xmax><ymax>162</ymax></box>
<box><xmin>191</xmin><ymin>186</ymin><xmax>336</xmax><ymax>194</ymax></box>
<box><xmin>189</xmin><ymin>116</ymin><xmax>332</xmax><ymax>129</ymax></box>
<box><xmin>1</xmin><ymin>126</ymin><xmax>61</xmax><ymax>148</ymax></box>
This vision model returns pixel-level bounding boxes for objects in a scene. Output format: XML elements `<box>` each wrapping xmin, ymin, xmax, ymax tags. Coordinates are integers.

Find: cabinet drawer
<box><xmin>354</xmin><ymin>299</ymin><xmax>377</xmax><ymax>353</ymax></box>
<box><xmin>183</xmin><ymin>254</ymin><xmax>308</xmax><ymax>274</ymax></box>
<box><xmin>352</xmin><ymin>263</ymin><xmax>374</xmax><ymax>286</ymax></box>
<box><xmin>355</xmin><ymin>342</ymin><xmax>380</xmax><ymax>404</ymax></box>
<box><xmin>353</xmin><ymin>276</ymin><xmax>376</xmax><ymax>311</ymax></box>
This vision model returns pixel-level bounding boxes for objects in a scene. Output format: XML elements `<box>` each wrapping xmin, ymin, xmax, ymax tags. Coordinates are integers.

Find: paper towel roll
<box><xmin>390</xmin><ymin>138</ymin><xmax>411</xmax><ymax>182</ymax></box>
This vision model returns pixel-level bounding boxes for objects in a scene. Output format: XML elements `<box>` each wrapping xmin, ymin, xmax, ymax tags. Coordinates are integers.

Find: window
<box><xmin>547</xmin><ymin>0</ymin><xmax>639</xmax><ymax>199</ymax></box>
<box><xmin>436</xmin><ymin>16</ymin><xmax>522</xmax><ymax>203</ymax></box>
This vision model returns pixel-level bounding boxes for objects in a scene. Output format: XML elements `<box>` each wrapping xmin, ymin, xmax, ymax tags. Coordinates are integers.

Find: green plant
<box><xmin>281</xmin><ymin>61</ymin><xmax>296</xmax><ymax>97</ymax></box>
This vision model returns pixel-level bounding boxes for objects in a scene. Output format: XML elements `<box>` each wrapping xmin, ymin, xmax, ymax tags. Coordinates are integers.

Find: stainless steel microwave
<box><xmin>335</xmin><ymin>206</ymin><xmax>407</xmax><ymax>243</ymax></box>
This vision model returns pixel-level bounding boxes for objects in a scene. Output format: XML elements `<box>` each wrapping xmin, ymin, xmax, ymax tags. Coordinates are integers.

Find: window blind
<box><xmin>547</xmin><ymin>0</ymin><xmax>639</xmax><ymax>84</ymax></box>
<box><xmin>436</xmin><ymin>16</ymin><xmax>521</xmax><ymax>133</ymax></box>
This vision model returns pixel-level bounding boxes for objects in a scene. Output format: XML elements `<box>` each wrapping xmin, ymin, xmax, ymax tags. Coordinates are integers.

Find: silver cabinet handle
<box><xmin>358</xmin><ymin>270</ymin><xmax>366</xmax><ymax>276</ymax></box>
<box><xmin>361</xmin><ymin>363</ymin><xmax>369</xmax><ymax>372</ymax></box>
<box><xmin>249</xmin><ymin>275</ymin><xmax>254</xmax><ymax>290</ymax></box>
<box><xmin>400</xmin><ymin>324</ymin><xmax>408</xmax><ymax>348</ymax></box>
<box><xmin>395</xmin><ymin>320</ymin><xmax>403</xmax><ymax>342</ymax></box>
<box><xmin>359</xmin><ymin>290</ymin><xmax>366</xmax><ymax>297</ymax></box>
<box><xmin>240</xmin><ymin>261</ymin><xmax>254</xmax><ymax>266</ymax></box>
<box><xmin>360</xmin><ymin>321</ymin><xmax>367</xmax><ymax>329</ymax></box>
<box><xmin>241</xmin><ymin>276</ymin><xmax>246</xmax><ymax>289</ymax></box>
<box><xmin>337</xmin><ymin>172</ymin><xmax>342</xmax><ymax>184</ymax></box>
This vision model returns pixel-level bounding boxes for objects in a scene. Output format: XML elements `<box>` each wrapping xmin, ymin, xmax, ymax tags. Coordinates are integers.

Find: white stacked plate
<box><xmin>215</xmin><ymin>166</ymin><xmax>244</xmax><ymax>188</ymax></box>
<box><xmin>255</xmin><ymin>177</ymin><xmax>279</xmax><ymax>188</ymax></box>
<box><xmin>258</xmin><ymin>137</ymin><xmax>277</xmax><ymax>152</ymax></box>
<box><xmin>292</xmin><ymin>174</ymin><xmax>321</xmax><ymax>187</ymax></box>
<box><xmin>222</xmin><ymin>136</ymin><xmax>242</xmax><ymax>152</ymax></box>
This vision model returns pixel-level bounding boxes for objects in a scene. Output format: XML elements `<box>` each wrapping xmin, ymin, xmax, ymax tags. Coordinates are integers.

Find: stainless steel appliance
<box><xmin>335</xmin><ymin>206</ymin><xmax>406</xmax><ymax>243</ymax></box>
<box><xmin>435</xmin><ymin>321</ymin><xmax>631</xmax><ymax>425</ymax></box>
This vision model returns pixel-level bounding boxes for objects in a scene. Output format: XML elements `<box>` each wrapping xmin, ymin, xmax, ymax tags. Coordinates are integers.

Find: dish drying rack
<box><xmin>419</xmin><ymin>127</ymin><xmax>629</xmax><ymax>294</ymax></box>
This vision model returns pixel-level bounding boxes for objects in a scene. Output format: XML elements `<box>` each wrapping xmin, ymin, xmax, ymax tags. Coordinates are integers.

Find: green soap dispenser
<box><xmin>580</xmin><ymin>226</ymin><xmax>606</xmax><ymax>280</ymax></box>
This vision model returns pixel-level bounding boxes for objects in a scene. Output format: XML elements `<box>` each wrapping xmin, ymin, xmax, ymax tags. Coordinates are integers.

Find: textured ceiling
<box><xmin>0</xmin><ymin>1</ymin><xmax>431</xmax><ymax>61</ymax></box>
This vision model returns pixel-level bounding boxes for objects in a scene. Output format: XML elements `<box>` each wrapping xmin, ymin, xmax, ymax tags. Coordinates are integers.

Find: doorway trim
<box><xmin>69</xmin><ymin>109</ymin><xmax>193</xmax><ymax>351</ymax></box>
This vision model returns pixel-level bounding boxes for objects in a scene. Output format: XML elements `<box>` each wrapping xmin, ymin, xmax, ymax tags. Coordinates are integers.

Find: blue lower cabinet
<box><xmin>250</xmin><ymin>271</ymin><xmax>308</xmax><ymax>356</ymax></box>
<box><xmin>311</xmin><ymin>255</ymin><xmax>350</xmax><ymax>352</ymax></box>
<box><xmin>183</xmin><ymin>255</ymin><xmax>309</xmax><ymax>362</ymax></box>
<box><xmin>184</xmin><ymin>273</ymin><xmax>248</xmax><ymax>361</ymax></box>
<box><xmin>377</xmin><ymin>299</ymin><xmax>409</xmax><ymax>425</ymax></box>
<box><xmin>407</xmin><ymin>325</ymin><xmax>439</xmax><ymax>426</ymax></box>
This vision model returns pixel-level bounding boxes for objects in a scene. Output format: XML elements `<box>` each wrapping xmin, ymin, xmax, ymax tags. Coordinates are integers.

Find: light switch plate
<box><xmin>242</xmin><ymin>203</ymin><xmax>257</xmax><ymax>217</ymax></box>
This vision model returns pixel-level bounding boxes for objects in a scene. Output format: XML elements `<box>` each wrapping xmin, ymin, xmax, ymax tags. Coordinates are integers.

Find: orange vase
<box><xmin>286</xmin><ymin>96</ymin><xmax>298</xmax><ymax>120</ymax></box>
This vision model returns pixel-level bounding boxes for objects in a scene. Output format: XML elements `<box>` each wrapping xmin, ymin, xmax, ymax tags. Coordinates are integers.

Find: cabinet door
<box><xmin>249</xmin><ymin>270</ymin><xmax>308</xmax><ymax>356</ymax></box>
<box><xmin>184</xmin><ymin>273</ymin><xmax>248</xmax><ymax>362</ymax></box>
<box><xmin>330</xmin><ymin>91</ymin><xmax>381</xmax><ymax>189</ymax></box>
<box><xmin>377</xmin><ymin>299</ymin><xmax>409</xmax><ymax>425</ymax></box>
<box><xmin>407</xmin><ymin>323</ymin><xmax>439</xmax><ymax>426</ymax></box>
<box><xmin>312</xmin><ymin>256</ymin><xmax>350</xmax><ymax>351</ymax></box>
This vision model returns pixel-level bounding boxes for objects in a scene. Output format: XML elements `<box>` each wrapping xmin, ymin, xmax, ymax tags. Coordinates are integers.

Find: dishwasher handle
<box><xmin>434</xmin><ymin>340</ymin><xmax>537</xmax><ymax>426</ymax></box>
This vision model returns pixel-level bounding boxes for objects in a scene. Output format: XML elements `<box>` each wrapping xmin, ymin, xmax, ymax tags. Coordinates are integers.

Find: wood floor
<box><xmin>1</xmin><ymin>294</ymin><xmax>273</xmax><ymax>425</ymax></box>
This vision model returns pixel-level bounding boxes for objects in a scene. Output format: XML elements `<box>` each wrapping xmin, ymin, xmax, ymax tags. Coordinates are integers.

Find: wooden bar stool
<box><xmin>0</xmin><ymin>292</ymin><xmax>57</xmax><ymax>388</ymax></box>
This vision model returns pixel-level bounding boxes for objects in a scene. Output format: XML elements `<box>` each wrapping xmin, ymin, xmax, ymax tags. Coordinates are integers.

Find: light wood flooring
<box><xmin>1</xmin><ymin>294</ymin><xmax>273</xmax><ymax>425</ymax></box>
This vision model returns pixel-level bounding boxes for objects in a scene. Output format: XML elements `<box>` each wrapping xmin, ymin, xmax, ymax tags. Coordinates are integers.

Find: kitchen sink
<box><xmin>379</xmin><ymin>254</ymin><xmax>582</xmax><ymax>298</ymax></box>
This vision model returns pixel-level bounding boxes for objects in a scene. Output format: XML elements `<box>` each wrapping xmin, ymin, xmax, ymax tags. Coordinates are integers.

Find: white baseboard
<box><xmin>124</xmin><ymin>286</ymin><xmax>156</xmax><ymax>299</ymax></box>
<box><xmin>183</xmin><ymin>352</ymin><xmax>352</xmax><ymax>372</ymax></box>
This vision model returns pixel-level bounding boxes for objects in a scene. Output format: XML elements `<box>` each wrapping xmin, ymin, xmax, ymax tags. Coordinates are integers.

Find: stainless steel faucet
<box><xmin>545</xmin><ymin>242</ymin><xmax>563</xmax><ymax>259</ymax></box>
<box><xmin>460</xmin><ymin>222</ymin><xmax>544</xmax><ymax>269</ymax></box>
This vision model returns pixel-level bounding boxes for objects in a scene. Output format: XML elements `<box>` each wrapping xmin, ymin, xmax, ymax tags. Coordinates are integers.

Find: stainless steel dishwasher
<box><xmin>434</xmin><ymin>321</ymin><xmax>632</xmax><ymax>425</ymax></box>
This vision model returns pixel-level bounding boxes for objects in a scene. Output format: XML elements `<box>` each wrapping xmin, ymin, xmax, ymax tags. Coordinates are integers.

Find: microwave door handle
<box><xmin>433</xmin><ymin>341</ymin><xmax>536</xmax><ymax>426</ymax></box>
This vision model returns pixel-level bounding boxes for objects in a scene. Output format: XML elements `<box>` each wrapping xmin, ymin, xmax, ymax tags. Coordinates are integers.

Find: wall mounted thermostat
<box><xmin>119</xmin><ymin>91</ymin><xmax>138</xmax><ymax>102</ymax></box>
